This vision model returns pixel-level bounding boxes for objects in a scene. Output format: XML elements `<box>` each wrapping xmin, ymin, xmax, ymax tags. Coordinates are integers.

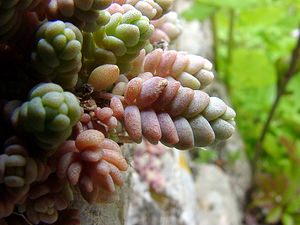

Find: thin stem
<box><xmin>224</xmin><ymin>9</ymin><xmax>235</xmax><ymax>90</ymax></box>
<box><xmin>251</xmin><ymin>25</ymin><xmax>300</xmax><ymax>177</ymax></box>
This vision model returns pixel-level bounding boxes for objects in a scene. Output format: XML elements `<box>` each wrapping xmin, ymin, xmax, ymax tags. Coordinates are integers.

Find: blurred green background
<box><xmin>183</xmin><ymin>0</ymin><xmax>300</xmax><ymax>224</ymax></box>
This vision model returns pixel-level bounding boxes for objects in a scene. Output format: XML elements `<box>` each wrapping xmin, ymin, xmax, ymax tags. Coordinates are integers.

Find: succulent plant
<box><xmin>150</xmin><ymin>11</ymin><xmax>182</xmax><ymax>44</ymax></box>
<box><xmin>0</xmin><ymin>137</ymin><xmax>51</xmax><ymax>194</ymax></box>
<box><xmin>0</xmin><ymin>0</ymin><xmax>237</xmax><ymax>222</ymax></box>
<box><xmin>73</xmin><ymin>106</ymin><xmax>118</xmax><ymax>137</ymax></box>
<box><xmin>31</xmin><ymin>20</ymin><xmax>83</xmax><ymax>89</ymax></box>
<box><xmin>0</xmin><ymin>0</ymin><xmax>43</xmax><ymax>41</ymax></box>
<box><xmin>87</xmin><ymin>64</ymin><xmax>120</xmax><ymax>91</ymax></box>
<box><xmin>46</xmin><ymin>0</ymin><xmax>112</xmax><ymax>32</ymax></box>
<box><xmin>119</xmin><ymin>0</ymin><xmax>174</xmax><ymax>20</ymax></box>
<box><xmin>133</xmin><ymin>141</ymin><xmax>166</xmax><ymax>193</ymax></box>
<box><xmin>20</xmin><ymin>175</ymin><xmax>74</xmax><ymax>224</ymax></box>
<box><xmin>109</xmin><ymin>75</ymin><xmax>236</xmax><ymax>149</ymax></box>
<box><xmin>128</xmin><ymin>48</ymin><xmax>215</xmax><ymax>90</ymax></box>
<box><xmin>11</xmin><ymin>83</ymin><xmax>81</xmax><ymax>150</ymax></box>
<box><xmin>82</xmin><ymin>8</ymin><xmax>154</xmax><ymax>72</ymax></box>
<box><xmin>53</xmin><ymin>129</ymin><xmax>128</xmax><ymax>203</ymax></box>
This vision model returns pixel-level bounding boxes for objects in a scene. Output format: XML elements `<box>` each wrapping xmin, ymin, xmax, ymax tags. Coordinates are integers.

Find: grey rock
<box><xmin>126</xmin><ymin>149</ymin><xmax>202</xmax><ymax>225</ymax></box>
<box><xmin>125</xmin><ymin>172</ymin><xmax>163</xmax><ymax>225</ymax></box>
<box><xmin>194</xmin><ymin>164</ymin><xmax>242</xmax><ymax>225</ymax></box>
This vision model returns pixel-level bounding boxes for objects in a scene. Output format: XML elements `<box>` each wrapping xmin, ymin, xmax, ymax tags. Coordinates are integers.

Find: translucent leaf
<box><xmin>229</xmin><ymin>49</ymin><xmax>276</xmax><ymax>89</ymax></box>
<box><xmin>286</xmin><ymin>196</ymin><xmax>300</xmax><ymax>213</ymax></box>
<box><xmin>283</xmin><ymin>213</ymin><xmax>294</xmax><ymax>225</ymax></box>
<box><xmin>266</xmin><ymin>206</ymin><xmax>282</xmax><ymax>224</ymax></box>
<box><xmin>181</xmin><ymin>3</ymin><xmax>217</xmax><ymax>21</ymax></box>
<box><xmin>196</xmin><ymin>0</ymin><xmax>257</xmax><ymax>9</ymax></box>
<box><xmin>239</xmin><ymin>5</ymin><xmax>285</xmax><ymax>29</ymax></box>
<box><xmin>263</xmin><ymin>134</ymin><xmax>284</xmax><ymax>159</ymax></box>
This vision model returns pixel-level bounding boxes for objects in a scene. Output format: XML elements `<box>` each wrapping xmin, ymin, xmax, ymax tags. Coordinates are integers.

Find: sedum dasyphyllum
<box><xmin>19</xmin><ymin>175</ymin><xmax>74</xmax><ymax>224</ymax></box>
<box><xmin>133</xmin><ymin>141</ymin><xmax>167</xmax><ymax>193</ymax></box>
<box><xmin>52</xmin><ymin>129</ymin><xmax>128</xmax><ymax>203</ymax></box>
<box><xmin>82</xmin><ymin>7</ymin><xmax>154</xmax><ymax>73</ymax></box>
<box><xmin>0</xmin><ymin>0</ymin><xmax>237</xmax><ymax>223</ymax></box>
<box><xmin>0</xmin><ymin>136</ymin><xmax>51</xmax><ymax>219</ymax></box>
<box><xmin>46</xmin><ymin>0</ymin><xmax>113</xmax><ymax>32</ymax></box>
<box><xmin>108</xmin><ymin>74</ymin><xmax>236</xmax><ymax>149</ymax></box>
<box><xmin>1</xmin><ymin>137</ymin><xmax>51</xmax><ymax>194</ymax></box>
<box><xmin>150</xmin><ymin>11</ymin><xmax>182</xmax><ymax>44</ymax></box>
<box><xmin>11</xmin><ymin>83</ymin><xmax>81</xmax><ymax>150</ymax></box>
<box><xmin>124</xmin><ymin>48</ymin><xmax>214</xmax><ymax>90</ymax></box>
<box><xmin>0</xmin><ymin>0</ymin><xmax>45</xmax><ymax>41</ymax></box>
<box><xmin>73</xmin><ymin>106</ymin><xmax>118</xmax><ymax>137</ymax></box>
<box><xmin>114</xmin><ymin>0</ymin><xmax>174</xmax><ymax>20</ymax></box>
<box><xmin>31</xmin><ymin>20</ymin><xmax>83</xmax><ymax>89</ymax></box>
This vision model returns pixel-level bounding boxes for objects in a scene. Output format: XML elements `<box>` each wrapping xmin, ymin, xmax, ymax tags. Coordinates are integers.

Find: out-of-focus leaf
<box><xmin>181</xmin><ymin>2</ymin><xmax>217</xmax><ymax>21</ymax></box>
<box><xmin>292</xmin><ymin>214</ymin><xmax>300</xmax><ymax>225</ymax></box>
<box><xmin>279</xmin><ymin>136</ymin><xmax>300</xmax><ymax>164</ymax></box>
<box><xmin>229</xmin><ymin>49</ymin><xmax>276</xmax><ymax>146</ymax></box>
<box><xmin>196</xmin><ymin>0</ymin><xmax>257</xmax><ymax>9</ymax></box>
<box><xmin>229</xmin><ymin>49</ymin><xmax>276</xmax><ymax>88</ymax></box>
<box><xmin>286</xmin><ymin>196</ymin><xmax>300</xmax><ymax>214</ymax></box>
<box><xmin>239</xmin><ymin>5</ymin><xmax>285</xmax><ymax>29</ymax></box>
<box><xmin>281</xmin><ymin>185</ymin><xmax>297</xmax><ymax>205</ymax></box>
<box><xmin>283</xmin><ymin>213</ymin><xmax>295</xmax><ymax>225</ymax></box>
<box><xmin>263</xmin><ymin>134</ymin><xmax>282</xmax><ymax>159</ymax></box>
<box><xmin>266</xmin><ymin>206</ymin><xmax>283</xmax><ymax>224</ymax></box>
<box><xmin>276</xmin><ymin>158</ymin><xmax>292</xmax><ymax>174</ymax></box>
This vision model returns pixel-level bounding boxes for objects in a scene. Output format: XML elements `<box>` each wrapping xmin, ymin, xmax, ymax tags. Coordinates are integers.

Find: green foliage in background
<box><xmin>183</xmin><ymin>0</ymin><xmax>300</xmax><ymax>224</ymax></box>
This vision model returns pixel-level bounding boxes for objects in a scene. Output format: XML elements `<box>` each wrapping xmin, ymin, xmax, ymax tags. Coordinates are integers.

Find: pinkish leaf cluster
<box><xmin>133</xmin><ymin>141</ymin><xmax>166</xmax><ymax>193</ymax></box>
<box><xmin>53</xmin><ymin>129</ymin><xmax>128</xmax><ymax>203</ymax></box>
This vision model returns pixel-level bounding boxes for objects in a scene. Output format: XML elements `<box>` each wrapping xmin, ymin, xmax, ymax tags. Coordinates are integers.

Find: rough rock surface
<box><xmin>175</xmin><ymin>19</ymin><xmax>213</xmax><ymax>59</ymax></box>
<box><xmin>126</xmin><ymin>149</ymin><xmax>201</xmax><ymax>225</ymax></box>
<box><xmin>126</xmin><ymin>147</ymin><xmax>248</xmax><ymax>225</ymax></box>
<box><xmin>194</xmin><ymin>164</ymin><xmax>242</xmax><ymax>225</ymax></box>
